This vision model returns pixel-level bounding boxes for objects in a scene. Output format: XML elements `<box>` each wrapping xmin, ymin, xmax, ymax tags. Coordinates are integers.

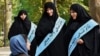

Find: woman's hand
<box><xmin>26</xmin><ymin>39</ymin><xmax>31</xmax><ymax>50</ymax></box>
<box><xmin>77</xmin><ymin>39</ymin><xmax>84</xmax><ymax>44</ymax></box>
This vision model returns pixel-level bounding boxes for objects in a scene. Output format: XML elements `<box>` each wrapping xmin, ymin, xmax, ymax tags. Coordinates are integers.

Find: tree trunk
<box><xmin>4</xmin><ymin>0</ymin><xmax>12</xmax><ymax>46</ymax></box>
<box><xmin>89</xmin><ymin>0</ymin><xmax>100</xmax><ymax>23</ymax></box>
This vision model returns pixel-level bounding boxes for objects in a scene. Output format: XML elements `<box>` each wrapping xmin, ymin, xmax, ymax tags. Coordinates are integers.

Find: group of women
<box><xmin>8</xmin><ymin>2</ymin><xmax>100</xmax><ymax>56</ymax></box>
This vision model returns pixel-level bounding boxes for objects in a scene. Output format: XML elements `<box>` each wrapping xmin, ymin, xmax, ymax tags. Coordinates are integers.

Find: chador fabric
<box><xmin>64</xmin><ymin>4</ymin><xmax>100</xmax><ymax>56</ymax></box>
<box><xmin>29</xmin><ymin>2</ymin><xmax>67</xmax><ymax>56</ymax></box>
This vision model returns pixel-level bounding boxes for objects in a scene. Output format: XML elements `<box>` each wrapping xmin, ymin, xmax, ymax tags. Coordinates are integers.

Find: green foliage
<box><xmin>12</xmin><ymin>0</ymin><xmax>22</xmax><ymax>16</ymax></box>
<box><xmin>57</xmin><ymin>0</ymin><xmax>89</xmax><ymax>23</ymax></box>
<box><xmin>83</xmin><ymin>0</ymin><xmax>89</xmax><ymax>6</ymax></box>
<box><xmin>0</xmin><ymin>40</ymin><xmax>3</xmax><ymax>47</ymax></box>
<box><xmin>0</xmin><ymin>38</ymin><xmax>9</xmax><ymax>47</ymax></box>
<box><xmin>57</xmin><ymin>0</ymin><xmax>71</xmax><ymax>22</ymax></box>
<box><xmin>12</xmin><ymin>0</ymin><xmax>42</xmax><ymax>24</ymax></box>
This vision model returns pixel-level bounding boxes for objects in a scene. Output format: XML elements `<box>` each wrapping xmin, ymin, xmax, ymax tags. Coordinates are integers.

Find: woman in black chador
<box><xmin>8</xmin><ymin>10</ymin><xmax>31</xmax><ymax>40</ymax></box>
<box><xmin>29</xmin><ymin>2</ymin><xmax>67</xmax><ymax>56</ymax></box>
<box><xmin>65</xmin><ymin>4</ymin><xmax>100</xmax><ymax>56</ymax></box>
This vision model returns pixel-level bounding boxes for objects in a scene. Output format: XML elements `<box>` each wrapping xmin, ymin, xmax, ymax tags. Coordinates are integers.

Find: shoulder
<box><xmin>91</xmin><ymin>25</ymin><xmax>100</xmax><ymax>33</ymax></box>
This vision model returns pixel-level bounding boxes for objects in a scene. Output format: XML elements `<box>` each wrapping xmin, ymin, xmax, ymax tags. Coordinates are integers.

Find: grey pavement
<box><xmin>0</xmin><ymin>46</ymin><xmax>11</xmax><ymax>56</ymax></box>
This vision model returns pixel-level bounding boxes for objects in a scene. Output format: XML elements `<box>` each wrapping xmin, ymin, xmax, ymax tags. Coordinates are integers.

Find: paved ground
<box><xmin>0</xmin><ymin>47</ymin><xmax>11</xmax><ymax>56</ymax></box>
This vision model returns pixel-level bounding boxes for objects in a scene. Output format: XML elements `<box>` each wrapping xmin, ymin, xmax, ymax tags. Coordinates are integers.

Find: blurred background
<box><xmin>0</xmin><ymin>0</ymin><xmax>100</xmax><ymax>47</ymax></box>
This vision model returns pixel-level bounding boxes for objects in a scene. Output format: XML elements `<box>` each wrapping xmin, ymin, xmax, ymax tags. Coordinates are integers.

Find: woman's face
<box><xmin>70</xmin><ymin>10</ymin><xmax>77</xmax><ymax>20</ymax></box>
<box><xmin>20</xmin><ymin>13</ymin><xmax>27</xmax><ymax>20</ymax></box>
<box><xmin>46</xmin><ymin>8</ymin><xmax>53</xmax><ymax>16</ymax></box>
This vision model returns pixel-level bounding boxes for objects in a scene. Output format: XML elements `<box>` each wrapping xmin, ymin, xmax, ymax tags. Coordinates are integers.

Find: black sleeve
<box><xmin>94</xmin><ymin>26</ymin><xmax>100</xmax><ymax>56</ymax></box>
<box><xmin>8</xmin><ymin>22</ymin><xmax>16</xmax><ymax>40</ymax></box>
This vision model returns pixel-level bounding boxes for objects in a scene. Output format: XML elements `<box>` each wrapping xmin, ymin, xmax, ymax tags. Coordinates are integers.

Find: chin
<box><xmin>73</xmin><ymin>18</ymin><xmax>76</xmax><ymax>20</ymax></box>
